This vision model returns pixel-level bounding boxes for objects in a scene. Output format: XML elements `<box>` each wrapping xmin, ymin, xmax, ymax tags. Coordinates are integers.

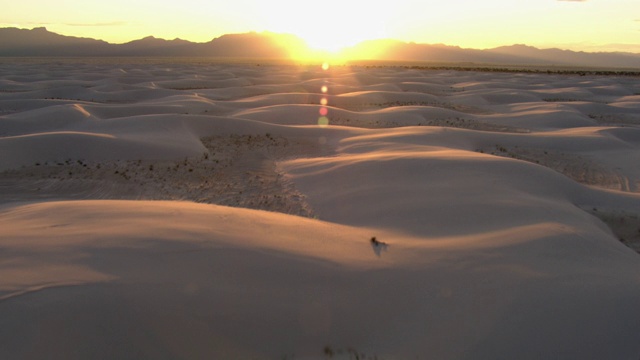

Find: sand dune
<box><xmin>1</xmin><ymin>199</ymin><xmax>639</xmax><ymax>360</ymax></box>
<box><xmin>1</xmin><ymin>60</ymin><xmax>640</xmax><ymax>359</ymax></box>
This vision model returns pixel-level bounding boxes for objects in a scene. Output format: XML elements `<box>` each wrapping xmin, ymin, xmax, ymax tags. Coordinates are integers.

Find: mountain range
<box><xmin>1</xmin><ymin>27</ymin><xmax>639</xmax><ymax>69</ymax></box>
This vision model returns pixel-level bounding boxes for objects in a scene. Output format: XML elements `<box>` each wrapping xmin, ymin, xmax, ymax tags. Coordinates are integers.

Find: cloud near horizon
<box><xmin>0</xmin><ymin>21</ymin><xmax>127</xmax><ymax>28</ymax></box>
<box><xmin>65</xmin><ymin>21</ymin><xmax>127</xmax><ymax>27</ymax></box>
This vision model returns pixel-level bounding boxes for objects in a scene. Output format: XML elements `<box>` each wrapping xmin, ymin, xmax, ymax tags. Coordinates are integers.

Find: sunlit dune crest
<box><xmin>1</xmin><ymin>59</ymin><xmax>640</xmax><ymax>359</ymax></box>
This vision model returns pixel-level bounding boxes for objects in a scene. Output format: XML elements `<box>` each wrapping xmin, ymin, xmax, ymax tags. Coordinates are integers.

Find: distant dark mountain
<box><xmin>110</xmin><ymin>32</ymin><xmax>305</xmax><ymax>58</ymax></box>
<box><xmin>0</xmin><ymin>27</ymin><xmax>111</xmax><ymax>56</ymax></box>
<box><xmin>1</xmin><ymin>27</ymin><xmax>639</xmax><ymax>69</ymax></box>
<box><xmin>487</xmin><ymin>44</ymin><xmax>640</xmax><ymax>68</ymax></box>
<box><xmin>342</xmin><ymin>40</ymin><xmax>529</xmax><ymax>65</ymax></box>
<box><xmin>0</xmin><ymin>27</ymin><xmax>303</xmax><ymax>58</ymax></box>
<box><xmin>203</xmin><ymin>32</ymin><xmax>307</xmax><ymax>58</ymax></box>
<box><xmin>112</xmin><ymin>36</ymin><xmax>194</xmax><ymax>56</ymax></box>
<box><xmin>344</xmin><ymin>40</ymin><xmax>640</xmax><ymax>68</ymax></box>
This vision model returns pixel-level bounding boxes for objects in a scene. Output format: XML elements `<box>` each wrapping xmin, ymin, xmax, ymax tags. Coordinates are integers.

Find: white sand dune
<box><xmin>2</xmin><ymin>200</ymin><xmax>639</xmax><ymax>360</ymax></box>
<box><xmin>282</xmin><ymin>137</ymin><xmax>640</xmax><ymax>235</ymax></box>
<box><xmin>1</xmin><ymin>60</ymin><xmax>640</xmax><ymax>359</ymax></box>
<box><xmin>0</xmin><ymin>130</ymin><xmax>206</xmax><ymax>171</ymax></box>
<box><xmin>0</xmin><ymin>104</ymin><xmax>97</xmax><ymax>136</ymax></box>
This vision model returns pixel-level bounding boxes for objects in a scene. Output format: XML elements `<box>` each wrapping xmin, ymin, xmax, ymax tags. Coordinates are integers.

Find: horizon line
<box><xmin>4</xmin><ymin>26</ymin><xmax>640</xmax><ymax>56</ymax></box>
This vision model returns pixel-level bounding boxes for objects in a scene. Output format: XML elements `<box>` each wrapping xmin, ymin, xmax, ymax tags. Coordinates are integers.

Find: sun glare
<box><xmin>297</xmin><ymin>26</ymin><xmax>376</xmax><ymax>53</ymax></box>
<box><xmin>257</xmin><ymin>0</ymin><xmax>389</xmax><ymax>58</ymax></box>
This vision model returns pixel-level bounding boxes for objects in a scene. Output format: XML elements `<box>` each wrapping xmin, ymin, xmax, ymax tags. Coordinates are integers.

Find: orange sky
<box><xmin>2</xmin><ymin>0</ymin><xmax>639</xmax><ymax>53</ymax></box>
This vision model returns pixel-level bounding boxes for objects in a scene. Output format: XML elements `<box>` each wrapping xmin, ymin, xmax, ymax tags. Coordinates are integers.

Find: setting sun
<box><xmin>292</xmin><ymin>18</ymin><xmax>387</xmax><ymax>53</ymax></box>
<box><xmin>255</xmin><ymin>0</ymin><xmax>390</xmax><ymax>53</ymax></box>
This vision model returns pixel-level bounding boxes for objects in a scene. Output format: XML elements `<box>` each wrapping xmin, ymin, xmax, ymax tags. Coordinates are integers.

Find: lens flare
<box><xmin>318</xmin><ymin>116</ymin><xmax>329</xmax><ymax>127</ymax></box>
<box><xmin>322</xmin><ymin>62</ymin><xmax>330</xmax><ymax>71</ymax></box>
<box><xmin>320</xmin><ymin>98</ymin><xmax>328</xmax><ymax>106</ymax></box>
<box><xmin>319</xmin><ymin>107</ymin><xmax>328</xmax><ymax>116</ymax></box>
<box><xmin>321</xmin><ymin>85</ymin><xmax>328</xmax><ymax>93</ymax></box>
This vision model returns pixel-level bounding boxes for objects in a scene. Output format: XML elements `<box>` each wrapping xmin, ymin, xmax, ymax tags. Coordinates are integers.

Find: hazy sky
<box><xmin>1</xmin><ymin>0</ymin><xmax>639</xmax><ymax>52</ymax></box>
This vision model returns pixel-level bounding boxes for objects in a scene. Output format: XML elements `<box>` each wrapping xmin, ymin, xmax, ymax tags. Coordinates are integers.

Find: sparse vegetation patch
<box><xmin>0</xmin><ymin>133</ymin><xmax>329</xmax><ymax>217</ymax></box>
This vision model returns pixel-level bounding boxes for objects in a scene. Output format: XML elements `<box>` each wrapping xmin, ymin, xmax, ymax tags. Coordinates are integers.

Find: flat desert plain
<box><xmin>1</xmin><ymin>59</ymin><xmax>640</xmax><ymax>359</ymax></box>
